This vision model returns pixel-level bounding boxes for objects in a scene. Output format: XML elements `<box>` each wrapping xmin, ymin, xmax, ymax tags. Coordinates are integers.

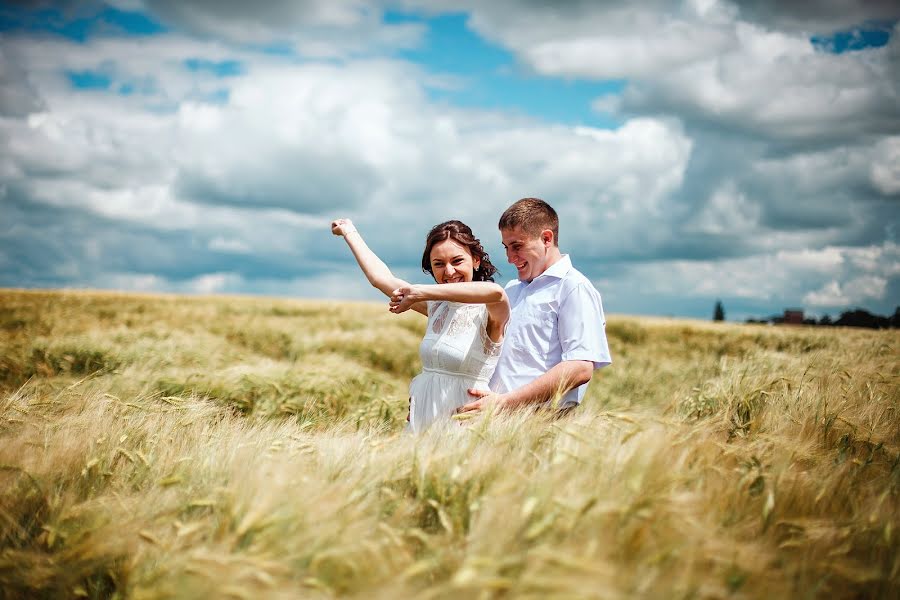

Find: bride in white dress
<box><xmin>331</xmin><ymin>218</ymin><xmax>509</xmax><ymax>432</ymax></box>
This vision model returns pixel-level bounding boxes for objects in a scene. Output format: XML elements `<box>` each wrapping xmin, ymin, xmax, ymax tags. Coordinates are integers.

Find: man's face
<box><xmin>501</xmin><ymin>226</ymin><xmax>552</xmax><ymax>283</ymax></box>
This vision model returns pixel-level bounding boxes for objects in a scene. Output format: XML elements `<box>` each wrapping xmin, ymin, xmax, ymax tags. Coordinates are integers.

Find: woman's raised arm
<box><xmin>331</xmin><ymin>218</ymin><xmax>428</xmax><ymax>316</ymax></box>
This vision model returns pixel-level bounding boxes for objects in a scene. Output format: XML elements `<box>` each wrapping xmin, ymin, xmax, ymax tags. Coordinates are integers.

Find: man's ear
<box><xmin>541</xmin><ymin>230</ymin><xmax>554</xmax><ymax>247</ymax></box>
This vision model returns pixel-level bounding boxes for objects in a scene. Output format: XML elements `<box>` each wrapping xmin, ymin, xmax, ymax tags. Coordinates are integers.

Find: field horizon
<box><xmin>1</xmin><ymin>288</ymin><xmax>897</xmax><ymax>599</ymax></box>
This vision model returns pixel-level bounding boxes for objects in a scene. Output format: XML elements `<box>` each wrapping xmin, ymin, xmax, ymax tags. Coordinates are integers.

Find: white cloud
<box><xmin>601</xmin><ymin>241</ymin><xmax>898</xmax><ymax>314</ymax></box>
<box><xmin>803</xmin><ymin>275</ymin><xmax>888</xmax><ymax>307</ymax></box>
<box><xmin>208</xmin><ymin>236</ymin><xmax>252</xmax><ymax>254</ymax></box>
<box><xmin>1</xmin><ymin>30</ymin><xmax>693</xmax><ymax>286</ymax></box>
<box><xmin>2</xmin><ymin>1</ymin><xmax>898</xmax><ymax>318</ymax></box>
<box><xmin>870</xmin><ymin>136</ymin><xmax>900</xmax><ymax>195</ymax></box>
<box><xmin>443</xmin><ymin>1</ymin><xmax>899</xmax><ymax>145</ymax></box>
<box><xmin>619</xmin><ymin>26</ymin><xmax>899</xmax><ymax>143</ymax></box>
<box><xmin>734</xmin><ymin>1</ymin><xmax>900</xmax><ymax>33</ymax></box>
<box><xmin>143</xmin><ymin>0</ymin><xmax>424</xmax><ymax>56</ymax></box>
<box><xmin>93</xmin><ymin>272</ymin><xmax>168</xmax><ymax>292</ymax></box>
<box><xmin>86</xmin><ymin>268</ymin><xmax>387</xmax><ymax>303</ymax></box>
<box><xmin>775</xmin><ymin>247</ymin><xmax>844</xmax><ymax>272</ymax></box>
<box><xmin>187</xmin><ymin>271</ymin><xmax>242</xmax><ymax>294</ymax></box>
<box><xmin>452</xmin><ymin>0</ymin><xmax>736</xmax><ymax>79</ymax></box>
<box><xmin>689</xmin><ymin>180</ymin><xmax>761</xmax><ymax>235</ymax></box>
<box><xmin>0</xmin><ymin>45</ymin><xmax>45</xmax><ymax>117</ymax></box>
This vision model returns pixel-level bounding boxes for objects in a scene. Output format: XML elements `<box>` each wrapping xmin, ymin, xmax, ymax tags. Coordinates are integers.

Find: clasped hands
<box><xmin>388</xmin><ymin>285</ymin><xmax>422</xmax><ymax>314</ymax></box>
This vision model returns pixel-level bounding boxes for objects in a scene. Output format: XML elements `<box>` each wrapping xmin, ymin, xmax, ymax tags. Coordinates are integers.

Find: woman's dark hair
<box><xmin>421</xmin><ymin>220</ymin><xmax>498</xmax><ymax>283</ymax></box>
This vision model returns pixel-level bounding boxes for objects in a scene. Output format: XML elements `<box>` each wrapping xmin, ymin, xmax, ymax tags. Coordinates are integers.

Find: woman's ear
<box><xmin>473</xmin><ymin>258</ymin><xmax>481</xmax><ymax>272</ymax></box>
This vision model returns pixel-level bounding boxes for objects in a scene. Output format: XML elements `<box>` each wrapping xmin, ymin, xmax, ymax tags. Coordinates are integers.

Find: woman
<box><xmin>331</xmin><ymin>218</ymin><xmax>509</xmax><ymax>432</ymax></box>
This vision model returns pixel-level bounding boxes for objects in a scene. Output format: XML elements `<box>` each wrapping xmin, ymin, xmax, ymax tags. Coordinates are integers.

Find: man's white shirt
<box><xmin>490</xmin><ymin>254</ymin><xmax>612</xmax><ymax>408</ymax></box>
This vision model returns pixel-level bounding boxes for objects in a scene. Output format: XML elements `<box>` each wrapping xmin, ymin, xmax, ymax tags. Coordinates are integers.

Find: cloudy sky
<box><xmin>1</xmin><ymin>1</ymin><xmax>898</xmax><ymax>320</ymax></box>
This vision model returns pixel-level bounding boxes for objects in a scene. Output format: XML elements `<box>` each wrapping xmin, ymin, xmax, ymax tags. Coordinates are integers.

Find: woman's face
<box><xmin>429</xmin><ymin>239</ymin><xmax>480</xmax><ymax>284</ymax></box>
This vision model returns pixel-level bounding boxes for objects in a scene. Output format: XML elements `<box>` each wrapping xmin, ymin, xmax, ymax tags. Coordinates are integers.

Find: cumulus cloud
<box><xmin>142</xmin><ymin>0</ymin><xmax>424</xmax><ymax>56</ymax></box>
<box><xmin>455</xmin><ymin>0</ymin><xmax>737</xmax><ymax>79</ymax></box>
<box><xmin>735</xmin><ymin>0</ymin><xmax>900</xmax><ymax>33</ymax></box>
<box><xmin>0</xmin><ymin>46</ymin><xmax>45</xmax><ymax>117</ymax></box>
<box><xmin>449</xmin><ymin>1</ymin><xmax>900</xmax><ymax>147</ymax></box>
<box><xmin>618</xmin><ymin>24</ymin><xmax>900</xmax><ymax>145</ymax></box>
<box><xmin>2</xmin><ymin>0</ymin><xmax>898</xmax><ymax>318</ymax></box>
<box><xmin>0</xmin><ymin>27</ymin><xmax>694</xmax><ymax>292</ymax></box>
<box><xmin>598</xmin><ymin>241</ymin><xmax>898</xmax><ymax>318</ymax></box>
<box><xmin>423</xmin><ymin>0</ymin><xmax>898</xmax><ymax>312</ymax></box>
<box><xmin>870</xmin><ymin>136</ymin><xmax>900</xmax><ymax>195</ymax></box>
<box><xmin>803</xmin><ymin>276</ymin><xmax>888</xmax><ymax>307</ymax></box>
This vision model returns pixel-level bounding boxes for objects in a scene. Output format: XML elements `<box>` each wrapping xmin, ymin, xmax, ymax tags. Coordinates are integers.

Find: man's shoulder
<box><xmin>559</xmin><ymin>264</ymin><xmax>596</xmax><ymax>292</ymax></box>
<box><xmin>554</xmin><ymin>266</ymin><xmax>605</xmax><ymax>313</ymax></box>
<box><xmin>561</xmin><ymin>262</ymin><xmax>590</xmax><ymax>283</ymax></box>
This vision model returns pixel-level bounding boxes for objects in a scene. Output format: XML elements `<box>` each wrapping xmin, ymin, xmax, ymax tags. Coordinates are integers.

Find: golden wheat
<box><xmin>0</xmin><ymin>289</ymin><xmax>897</xmax><ymax>598</ymax></box>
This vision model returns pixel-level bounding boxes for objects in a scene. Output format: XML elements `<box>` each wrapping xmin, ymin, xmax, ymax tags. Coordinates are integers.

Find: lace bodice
<box><xmin>419</xmin><ymin>301</ymin><xmax>502</xmax><ymax>382</ymax></box>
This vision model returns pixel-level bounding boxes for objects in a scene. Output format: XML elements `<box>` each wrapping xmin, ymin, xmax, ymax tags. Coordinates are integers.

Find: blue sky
<box><xmin>387</xmin><ymin>12</ymin><xmax>624</xmax><ymax>128</ymax></box>
<box><xmin>1</xmin><ymin>1</ymin><xmax>898</xmax><ymax>320</ymax></box>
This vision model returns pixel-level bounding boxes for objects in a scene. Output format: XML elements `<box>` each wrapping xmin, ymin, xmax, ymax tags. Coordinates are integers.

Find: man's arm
<box><xmin>458</xmin><ymin>359</ymin><xmax>593</xmax><ymax>413</ymax></box>
<box><xmin>459</xmin><ymin>278</ymin><xmax>610</xmax><ymax>414</ymax></box>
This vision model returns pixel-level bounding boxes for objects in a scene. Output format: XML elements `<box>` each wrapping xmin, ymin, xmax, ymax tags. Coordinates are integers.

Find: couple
<box><xmin>332</xmin><ymin>198</ymin><xmax>612</xmax><ymax>433</ymax></box>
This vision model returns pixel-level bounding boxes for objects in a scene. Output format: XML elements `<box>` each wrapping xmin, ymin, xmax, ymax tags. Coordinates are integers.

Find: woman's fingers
<box><xmin>389</xmin><ymin>295</ymin><xmax>405</xmax><ymax>313</ymax></box>
<box><xmin>330</xmin><ymin>218</ymin><xmax>354</xmax><ymax>236</ymax></box>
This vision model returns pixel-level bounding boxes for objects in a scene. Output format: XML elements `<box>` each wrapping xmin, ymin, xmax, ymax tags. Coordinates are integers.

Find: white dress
<box><xmin>407</xmin><ymin>301</ymin><xmax>503</xmax><ymax>433</ymax></box>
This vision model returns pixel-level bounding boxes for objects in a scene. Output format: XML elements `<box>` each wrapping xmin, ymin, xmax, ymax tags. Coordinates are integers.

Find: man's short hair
<box><xmin>498</xmin><ymin>197</ymin><xmax>559</xmax><ymax>245</ymax></box>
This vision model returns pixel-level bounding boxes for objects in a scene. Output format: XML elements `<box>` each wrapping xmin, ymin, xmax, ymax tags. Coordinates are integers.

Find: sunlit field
<box><xmin>1</xmin><ymin>289</ymin><xmax>897</xmax><ymax>599</ymax></box>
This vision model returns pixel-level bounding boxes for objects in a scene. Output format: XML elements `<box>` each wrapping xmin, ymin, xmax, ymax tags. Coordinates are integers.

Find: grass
<box><xmin>0</xmin><ymin>288</ymin><xmax>897</xmax><ymax>599</ymax></box>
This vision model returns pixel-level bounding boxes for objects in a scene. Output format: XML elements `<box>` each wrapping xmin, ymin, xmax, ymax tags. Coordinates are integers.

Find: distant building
<box><xmin>783</xmin><ymin>309</ymin><xmax>804</xmax><ymax>325</ymax></box>
<box><xmin>744</xmin><ymin>306</ymin><xmax>899</xmax><ymax>329</ymax></box>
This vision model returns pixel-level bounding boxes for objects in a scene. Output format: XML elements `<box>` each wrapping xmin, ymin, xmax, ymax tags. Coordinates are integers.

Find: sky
<box><xmin>1</xmin><ymin>0</ymin><xmax>898</xmax><ymax>321</ymax></box>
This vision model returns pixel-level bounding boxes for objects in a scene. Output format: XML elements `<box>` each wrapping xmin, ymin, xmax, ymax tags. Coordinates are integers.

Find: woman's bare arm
<box><xmin>389</xmin><ymin>282</ymin><xmax>509</xmax><ymax>341</ymax></box>
<box><xmin>332</xmin><ymin>218</ymin><xmax>427</xmax><ymax>316</ymax></box>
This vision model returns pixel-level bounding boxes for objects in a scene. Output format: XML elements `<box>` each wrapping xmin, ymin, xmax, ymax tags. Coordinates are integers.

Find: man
<box><xmin>458</xmin><ymin>198</ymin><xmax>611</xmax><ymax>414</ymax></box>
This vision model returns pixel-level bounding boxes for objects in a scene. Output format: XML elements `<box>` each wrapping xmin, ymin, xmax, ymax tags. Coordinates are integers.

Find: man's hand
<box><xmin>389</xmin><ymin>285</ymin><xmax>423</xmax><ymax>314</ymax></box>
<box><xmin>456</xmin><ymin>388</ymin><xmax>510</xmax><ymax>414</ymax></box>
<box><xmin>331</xmin><ymin>218</ymin><xmax>357</xmax><ymax>237</ymax></box>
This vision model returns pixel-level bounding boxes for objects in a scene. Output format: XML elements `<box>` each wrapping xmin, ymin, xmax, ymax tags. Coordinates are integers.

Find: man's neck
<box><xmin>545</xmin><ymin>248</ymin><xmax>563</xmax><ymax>270</ymax></box>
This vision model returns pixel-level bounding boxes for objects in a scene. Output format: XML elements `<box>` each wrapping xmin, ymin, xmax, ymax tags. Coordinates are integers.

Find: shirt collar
<box><xmin>536</xmin><ymin>254</ymin><xmax>572</xmax><ymax>281</ymax></box>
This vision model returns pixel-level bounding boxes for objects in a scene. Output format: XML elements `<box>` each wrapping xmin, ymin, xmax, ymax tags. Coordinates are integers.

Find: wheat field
<box><xmin>0</xmin><ymin>288</ymin><xmax>897</xmax><ymax>599</ymax></box>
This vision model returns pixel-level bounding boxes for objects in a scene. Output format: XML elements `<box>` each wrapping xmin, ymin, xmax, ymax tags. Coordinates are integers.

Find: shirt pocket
<box><xmin>511</xmin><ymin>302</ymin><xmax>557</xmax><ymax>356</ymax></box>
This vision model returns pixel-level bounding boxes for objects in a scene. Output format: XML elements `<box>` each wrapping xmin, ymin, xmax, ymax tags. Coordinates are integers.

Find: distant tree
<box><xmin>741</xmin><ymin>306</ymin><xmax>898</xmax><ymax>329</ymax></box>
<box><xmin>835</xmin><ymin>308</ymin><xmax>887</xmax><ymax>329</ymax></box>
<box><xmin>713</xmin><ymin>300</ymin><xmax>725</xmax><ymax>322</ymax></box>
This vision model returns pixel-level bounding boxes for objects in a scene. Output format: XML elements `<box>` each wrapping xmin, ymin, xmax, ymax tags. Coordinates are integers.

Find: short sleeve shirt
<box><xmin>489</xmin><ymin>255</ymin><xmax>612</xmax><ymax>408</ymax></box>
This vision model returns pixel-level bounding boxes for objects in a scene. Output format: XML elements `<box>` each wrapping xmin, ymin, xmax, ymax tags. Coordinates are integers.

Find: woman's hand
<box><xmin>389</xmin><ymin>285</ymin><xmax>424</xmax><ymax>313</ymax></box>
<box><xmin>331</xmin><ymin>218</ymin><xmax>357</xmax><ymax>237</ymax></box>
